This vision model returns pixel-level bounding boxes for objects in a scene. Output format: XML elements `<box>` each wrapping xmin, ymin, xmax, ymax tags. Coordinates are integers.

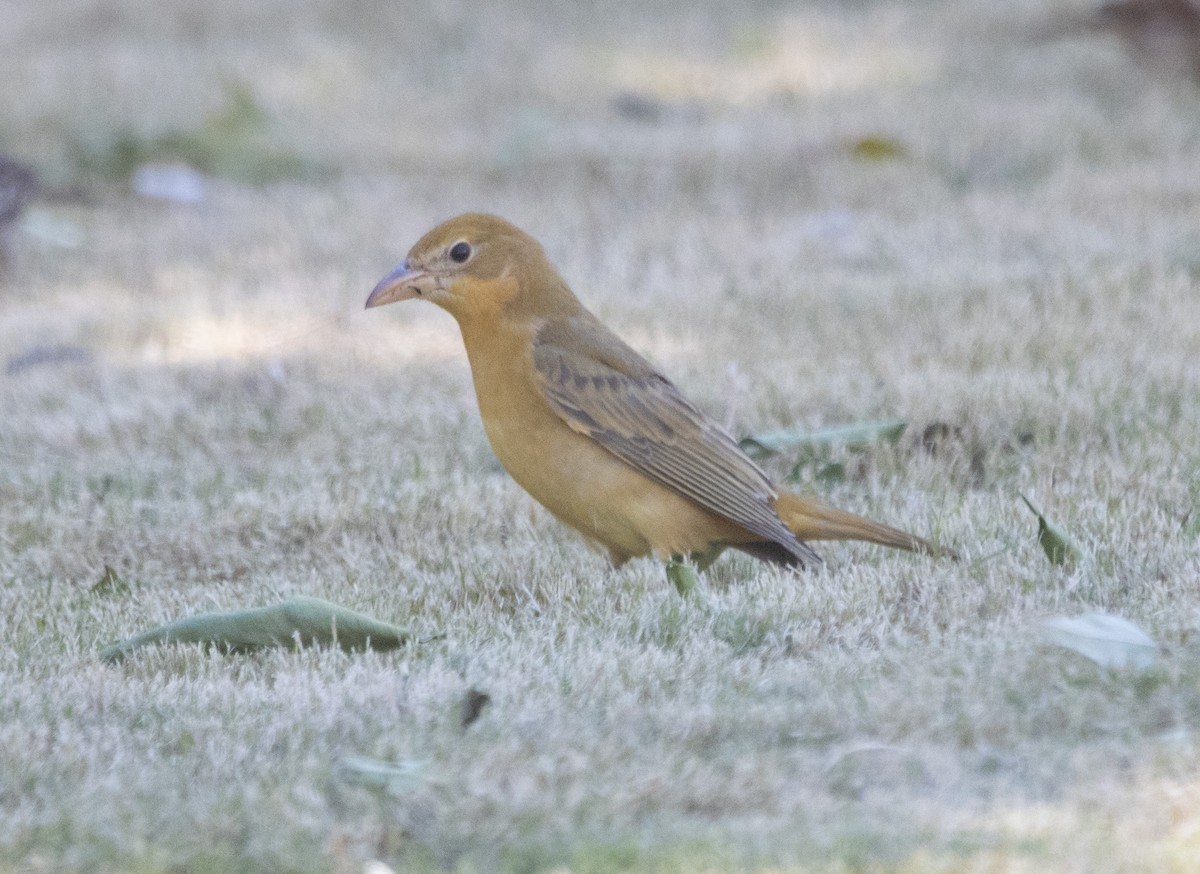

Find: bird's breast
<box><xmin>465</xmin><ymin>340</ymin><xmax>723</xmax><ymax>559</ymax></box>
<box><xmin>457</xmin><ymin>317</ymin><xmax>743</xmax><ymax>561</ymax></box>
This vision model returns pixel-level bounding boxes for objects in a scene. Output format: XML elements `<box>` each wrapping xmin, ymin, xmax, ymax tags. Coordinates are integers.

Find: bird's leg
<box><xmin>689</xmin><ymin>544</ymin><xmax>727</xmax><ymax>571</ymax></box>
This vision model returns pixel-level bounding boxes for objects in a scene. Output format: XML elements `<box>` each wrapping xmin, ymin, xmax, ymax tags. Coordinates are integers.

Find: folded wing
<box><xmin>532</xmin><ymin>316</ymin><xmax>820</xmax><ymax>566</ymax></box>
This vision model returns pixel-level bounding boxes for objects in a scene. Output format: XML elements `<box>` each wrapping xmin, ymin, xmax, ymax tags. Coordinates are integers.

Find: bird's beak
<box><xmin>365</xmin><ymin>261</ymin><xmax>434</xmax><ymax>309</ymax></box>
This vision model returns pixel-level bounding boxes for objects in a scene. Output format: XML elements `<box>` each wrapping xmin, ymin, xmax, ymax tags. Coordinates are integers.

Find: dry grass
<box><xmin>4</xmin><ymin>0</ymin><xmax>1200</xmax><ymax>871</ymax></box>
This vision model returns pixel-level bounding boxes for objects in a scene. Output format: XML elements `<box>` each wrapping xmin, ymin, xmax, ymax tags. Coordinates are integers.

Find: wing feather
<box><xmin>532</xmin><ymin>317</ymin><xmax>819</xmax><ymax>565</ymax></box>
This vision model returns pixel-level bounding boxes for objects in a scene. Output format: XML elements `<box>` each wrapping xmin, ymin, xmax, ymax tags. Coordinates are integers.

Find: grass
<box><xmin>4</xmin><ymin>0</ymin><xmax>1200</xmax><ymax>870</ymax></box>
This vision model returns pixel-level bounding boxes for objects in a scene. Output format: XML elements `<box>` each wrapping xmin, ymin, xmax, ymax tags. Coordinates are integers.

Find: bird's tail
<box><xmin>774</xmin><ymin>490</ymin><xmax>953</xmax><ymax>559</ymax></box>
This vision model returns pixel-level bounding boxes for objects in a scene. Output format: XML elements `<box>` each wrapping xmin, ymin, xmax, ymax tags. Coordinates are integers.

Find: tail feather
<box><xmin>773</xmin><ymin>490</ymin><xmax>954</xmax><ymax>559</ymax></box>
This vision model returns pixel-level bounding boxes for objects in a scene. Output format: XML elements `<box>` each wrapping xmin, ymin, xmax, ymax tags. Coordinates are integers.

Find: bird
<box><xmin>366</xmin><ymin>213</ymin><xmax>951</xmax><ymax>572</ymax></box>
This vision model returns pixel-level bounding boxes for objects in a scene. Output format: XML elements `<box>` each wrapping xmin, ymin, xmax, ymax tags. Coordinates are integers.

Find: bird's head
<box><xmin>366</xmin><ymin>213</ymin><xmax>579</xmax><ymax>322</ymax></box>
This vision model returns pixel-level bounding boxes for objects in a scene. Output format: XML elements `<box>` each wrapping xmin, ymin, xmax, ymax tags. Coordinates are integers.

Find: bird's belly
<box><xmin>482</xmin><ymin>414</ymin><xmax>727</xmax><ymax>561</ymax></box>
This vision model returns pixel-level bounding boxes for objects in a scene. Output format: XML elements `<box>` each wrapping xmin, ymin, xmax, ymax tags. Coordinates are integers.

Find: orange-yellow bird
<box><xmin>367</xmin><ymin>213</ymin><xmax>948</xmax><ymax>570</ymax></box>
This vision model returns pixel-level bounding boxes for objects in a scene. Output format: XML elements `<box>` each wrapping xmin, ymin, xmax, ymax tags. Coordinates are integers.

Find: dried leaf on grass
<box><xmin>336</xmin><ymin>755</ymin><xmax>429</xmax><ymax>795</ymax></box>
<box><xmin>99</xmin><ymin>595</ymin><xmax>412</xmax><ymax>663</ymax></box>
<box><xmin>460</xmin><ymin>688</ymin><xmax>491</xmax><ymax>728</ymax></box>
<box><xmin>1040</xmin><ymin>612</ymin><xmax>1159</xmax><ymax>670</ymax></box>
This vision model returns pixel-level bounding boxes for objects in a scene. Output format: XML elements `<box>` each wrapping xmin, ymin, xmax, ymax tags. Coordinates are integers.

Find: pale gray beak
<box><xmin>365</xmin><ymin>261</ymin><xmax>432</xmax><ymax>308</ymax></box>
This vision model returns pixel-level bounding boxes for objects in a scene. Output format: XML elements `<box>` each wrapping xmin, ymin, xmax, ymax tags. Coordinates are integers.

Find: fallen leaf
<box><xmin>740</xmin><ymin>419</ymin><xmax>907</xmax><ymax>459</ymax></box>
<box><xmin>460</xmin><ymin>688</ymin><xmax>491</xmax><ymax>728</ymax></box>
<box><xmin>849</xmin><ymin>135</ymin><xmax>908</xmax><ymax>161</ymax></box>
<box><xmin>336</xmin><ymin>755</ymin><xmax>428</xmax><ymax>795</ymax></box>
<box><xmin>1020</xmin><ymin>494</ymin><xmax>1084</xmax><ymax>566</ymax></box>
<box><xmin>100</xmin><ymin>595</ymin><xmax>412</xmax><ymax>663</ymax></box>
<box><xmin>1040</xmin><ymin>612</ymin><xmax>1159</xmax><ymax>670</ymax></box>
<box><xmin>815</xmin><ymin>461</ymin><xmax>846</xmax><ymax>484</ymax></box>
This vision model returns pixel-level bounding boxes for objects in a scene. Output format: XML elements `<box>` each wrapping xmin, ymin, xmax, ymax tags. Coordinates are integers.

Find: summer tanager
<box><xmin>367</xmin><ymin>213</ymin><xmax>950</xmax><ymax>570</ymax></box>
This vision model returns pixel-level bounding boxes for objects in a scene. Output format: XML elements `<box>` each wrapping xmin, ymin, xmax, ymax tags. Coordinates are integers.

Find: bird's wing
<box><xmin>532</xmin><ymin>316</ymin><xmax>819</xmax><ymax>564</ymax></box>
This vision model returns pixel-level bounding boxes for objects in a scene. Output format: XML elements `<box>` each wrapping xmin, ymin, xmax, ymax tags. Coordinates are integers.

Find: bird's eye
<box><xmin>449</xmin><ymin>241</ymin><xmax>472</xmax><ymax>263</ymax></box>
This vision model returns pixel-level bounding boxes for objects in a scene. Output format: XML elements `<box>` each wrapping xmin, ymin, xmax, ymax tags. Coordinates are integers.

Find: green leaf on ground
<box><xmin>815</xmin><ymin>461</ymin><xmax>847</xmax><ymax>484</ymax></box>
<box><xmin>739</xmin><ymin>419</ymin><xmax>907</xmax><ymax>459</ymax></box>
<box><xmin>666</xmin><ymin>559</ymin><xmax>699</xmax><ymax>598</ymax></box>
<box><xmin>1040</xmin><ymin>612</ymin><xmax>1159</xmax><ymax>670</ymax></box>
<box><xmin>1020</xmin><ymin>494</ymin><xmax>1084</xmax><ymax>566</ymax></box>
<box><xmin>99</xmin><ymin>595</ymin><xmax>412</xmax><ymax>663</ymax></box>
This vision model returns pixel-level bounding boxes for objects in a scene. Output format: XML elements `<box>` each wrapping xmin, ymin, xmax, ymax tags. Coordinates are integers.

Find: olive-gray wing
<box><xmin>531</xmin><ymin>318</ymin><xmax>820</xmax><ymax>566</ymax></box>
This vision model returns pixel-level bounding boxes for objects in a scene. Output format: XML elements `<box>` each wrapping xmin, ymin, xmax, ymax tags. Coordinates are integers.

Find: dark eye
<box><xmin>449</xmin><ymin>241</ymin><xmax>471</xmax><ymax>263</ymax></box>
